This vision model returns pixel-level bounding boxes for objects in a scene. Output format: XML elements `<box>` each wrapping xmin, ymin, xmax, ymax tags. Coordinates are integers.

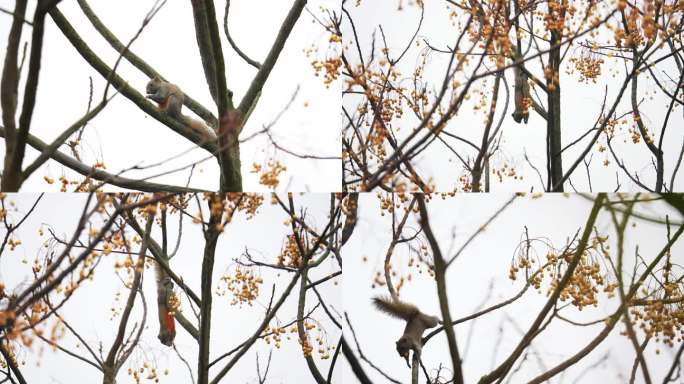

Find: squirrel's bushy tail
<box><xmin>372</xmin><ymin>295</ymin><xmax>420</xmax><ymax>321</ymax></box>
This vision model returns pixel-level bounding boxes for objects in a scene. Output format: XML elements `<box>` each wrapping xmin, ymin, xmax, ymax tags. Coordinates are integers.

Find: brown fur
<box><xmin>155</xmin><ymin>263</ymin><xmax>176</xmax><ymax>347</ymax></box>
<box><xmin>512</xmin><ymin>66</ymin><xmax>531</xmax><ymax>124</ymax></box>
<box><xmin>146</xmin><ymin>77</ymin><xmax>214</xmax><ymax>142</ymax></box>
<box><xmin>373</xmin><ymin>296</ymin><xmax>440</xmax><ymax>366</ymax></box>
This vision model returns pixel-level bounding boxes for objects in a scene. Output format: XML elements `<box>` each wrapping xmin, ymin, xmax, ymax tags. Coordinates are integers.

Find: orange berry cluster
<box><xmin>218</xmin><ymin>267</ymin><xmax>263</xmax><ymax>307</ymax></box>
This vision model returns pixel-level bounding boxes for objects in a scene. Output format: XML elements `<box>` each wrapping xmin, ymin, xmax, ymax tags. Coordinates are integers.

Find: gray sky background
<box><xmin>343</xmin><ymin>2</ymin><xmax>683</xmax><ymax>192</ymax></box>
<box><xmin>1</xmin><ymin>193</ymin><xmax>341</xmax><ymax>383</ymax></box>
<box><xmin>3</xmin><ymin>1</ymin><xmax>684</xmax><ymax>383</ymax></box>
<box><xmin>342</xmin><ymin>194</ymin><xmax>683</xmax><ymax>383</ymax></box>
<box><xmin>0</xmin><ymin>0</ymin><xmax>341</xmax><ymax>192</ymax></box>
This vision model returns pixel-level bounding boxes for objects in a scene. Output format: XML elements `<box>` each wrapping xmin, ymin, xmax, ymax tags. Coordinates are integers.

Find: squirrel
<box><xmin>372</xmin><ymin>296</ymin><xmax>441</xmax><ymax>367</ymax></box>
<box><xmin>155</xmin><ymin>262</ymin><xmax>176</xmax><ymax>346</ymax></box>
<box><xmin>145</xmin><ymin>77</ymin><xmax>215</xmax><ymax>141</ymax></box>
<box><xmin>511</xmin><ymin>64</ymin><xmax>532</xmax><ymax>124</ymax></box>
<box><xmin>510</xmin><ymin>56</ymin><xmax>548</xmax><ymax>124</ymax></box>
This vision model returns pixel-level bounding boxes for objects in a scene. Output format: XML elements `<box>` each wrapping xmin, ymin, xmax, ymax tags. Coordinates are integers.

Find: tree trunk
<box><xmin>548</xmin><ymin>31</ymin><xmax>564</xmax><ymax>191</ymax></box>
<box><xmin>102</xmin><ymin>367</ymin><xmax>116</xmax><ymax>384</ymax></box>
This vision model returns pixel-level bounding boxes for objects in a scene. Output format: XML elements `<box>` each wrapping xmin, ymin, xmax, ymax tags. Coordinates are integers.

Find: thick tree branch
<box><xmin>0</xmin><ymin>125</ymin><xmax>206</xmax><ymax>193</ymax></box>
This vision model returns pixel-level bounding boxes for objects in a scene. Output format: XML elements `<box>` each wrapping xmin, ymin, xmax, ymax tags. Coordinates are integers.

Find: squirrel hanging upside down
<box><xmin>372</xmin><ymin>296</ymin><xmax>441</xmax><ymax>367</ymax></box>
<box><xmin>155</xmin><ymin>263</ymin><xmax>176</xmax><ymax>346</ymax></box>
<box><xmin>511</xmin><ymin>65</ymin><xmax>532</xmax><ymax>124</ymax></box>
<box><xmin>510</xmin><ymin>62</ymin><xmax>548</xmax><ymax>124</ymax></box>
<box><xmin>145</xmin><ymin>77</ymin><xmax>215</xmax><ymax>141</ymax></box>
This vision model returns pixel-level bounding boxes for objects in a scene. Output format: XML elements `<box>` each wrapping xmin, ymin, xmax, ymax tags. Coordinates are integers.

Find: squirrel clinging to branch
<box><xmin>145</xmin><ymin>77</ymin><xmax>215</xmax><ymax>141</ymax></box>
<box><xmin>511</xmin><ymin>64</ymin><xmax>532</xmax><ymax>124</ymax></box>
<box><xmin>372</xmin><ymin>296</ymin><xmax>441</xmax><ymax>367</ymax></box>
<box><xmin>511</xmin><ymin>64</ymin><xmax>549</xmax><ymax>124</ymax></box>
<box><xmin>155</xmin><ymin>263</ymin><xmax>176</xmax><ymax>346</ymax></box>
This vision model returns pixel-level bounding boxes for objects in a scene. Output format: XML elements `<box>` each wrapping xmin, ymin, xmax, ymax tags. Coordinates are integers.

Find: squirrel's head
<box><xmin>396</xmin><ymin>337</ymin><xmax>411</xmax><ymax>357</ymax></box>
<box><xmin>146</xmin><ymin>76</ymin><xmax>163</xmax><ymax>96</ymax></box>
<box><xmin>396</xmin><ymin>337</ymin><xmax>411</xmax><ymax>367</ymax></box>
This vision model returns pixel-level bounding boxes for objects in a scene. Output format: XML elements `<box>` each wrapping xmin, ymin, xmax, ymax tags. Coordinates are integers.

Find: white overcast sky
<box><xmin>342</xmin><ymin>194</ymin><xmax>684</xmax><ymax>383</ymax></box>
<box><xmin>343</xmin><ymin>1</ymin><xmax>684</xmax><ymax>192</ymax></box>
<box><xmin>1</xmin><ymin>193</ymin><xmax>341</xmax><ymax>383</ymax></box>
<box><xmin>1</xmin><ymin>0</ymin><xmax>341</xmax><ymax>192</ymax></box>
